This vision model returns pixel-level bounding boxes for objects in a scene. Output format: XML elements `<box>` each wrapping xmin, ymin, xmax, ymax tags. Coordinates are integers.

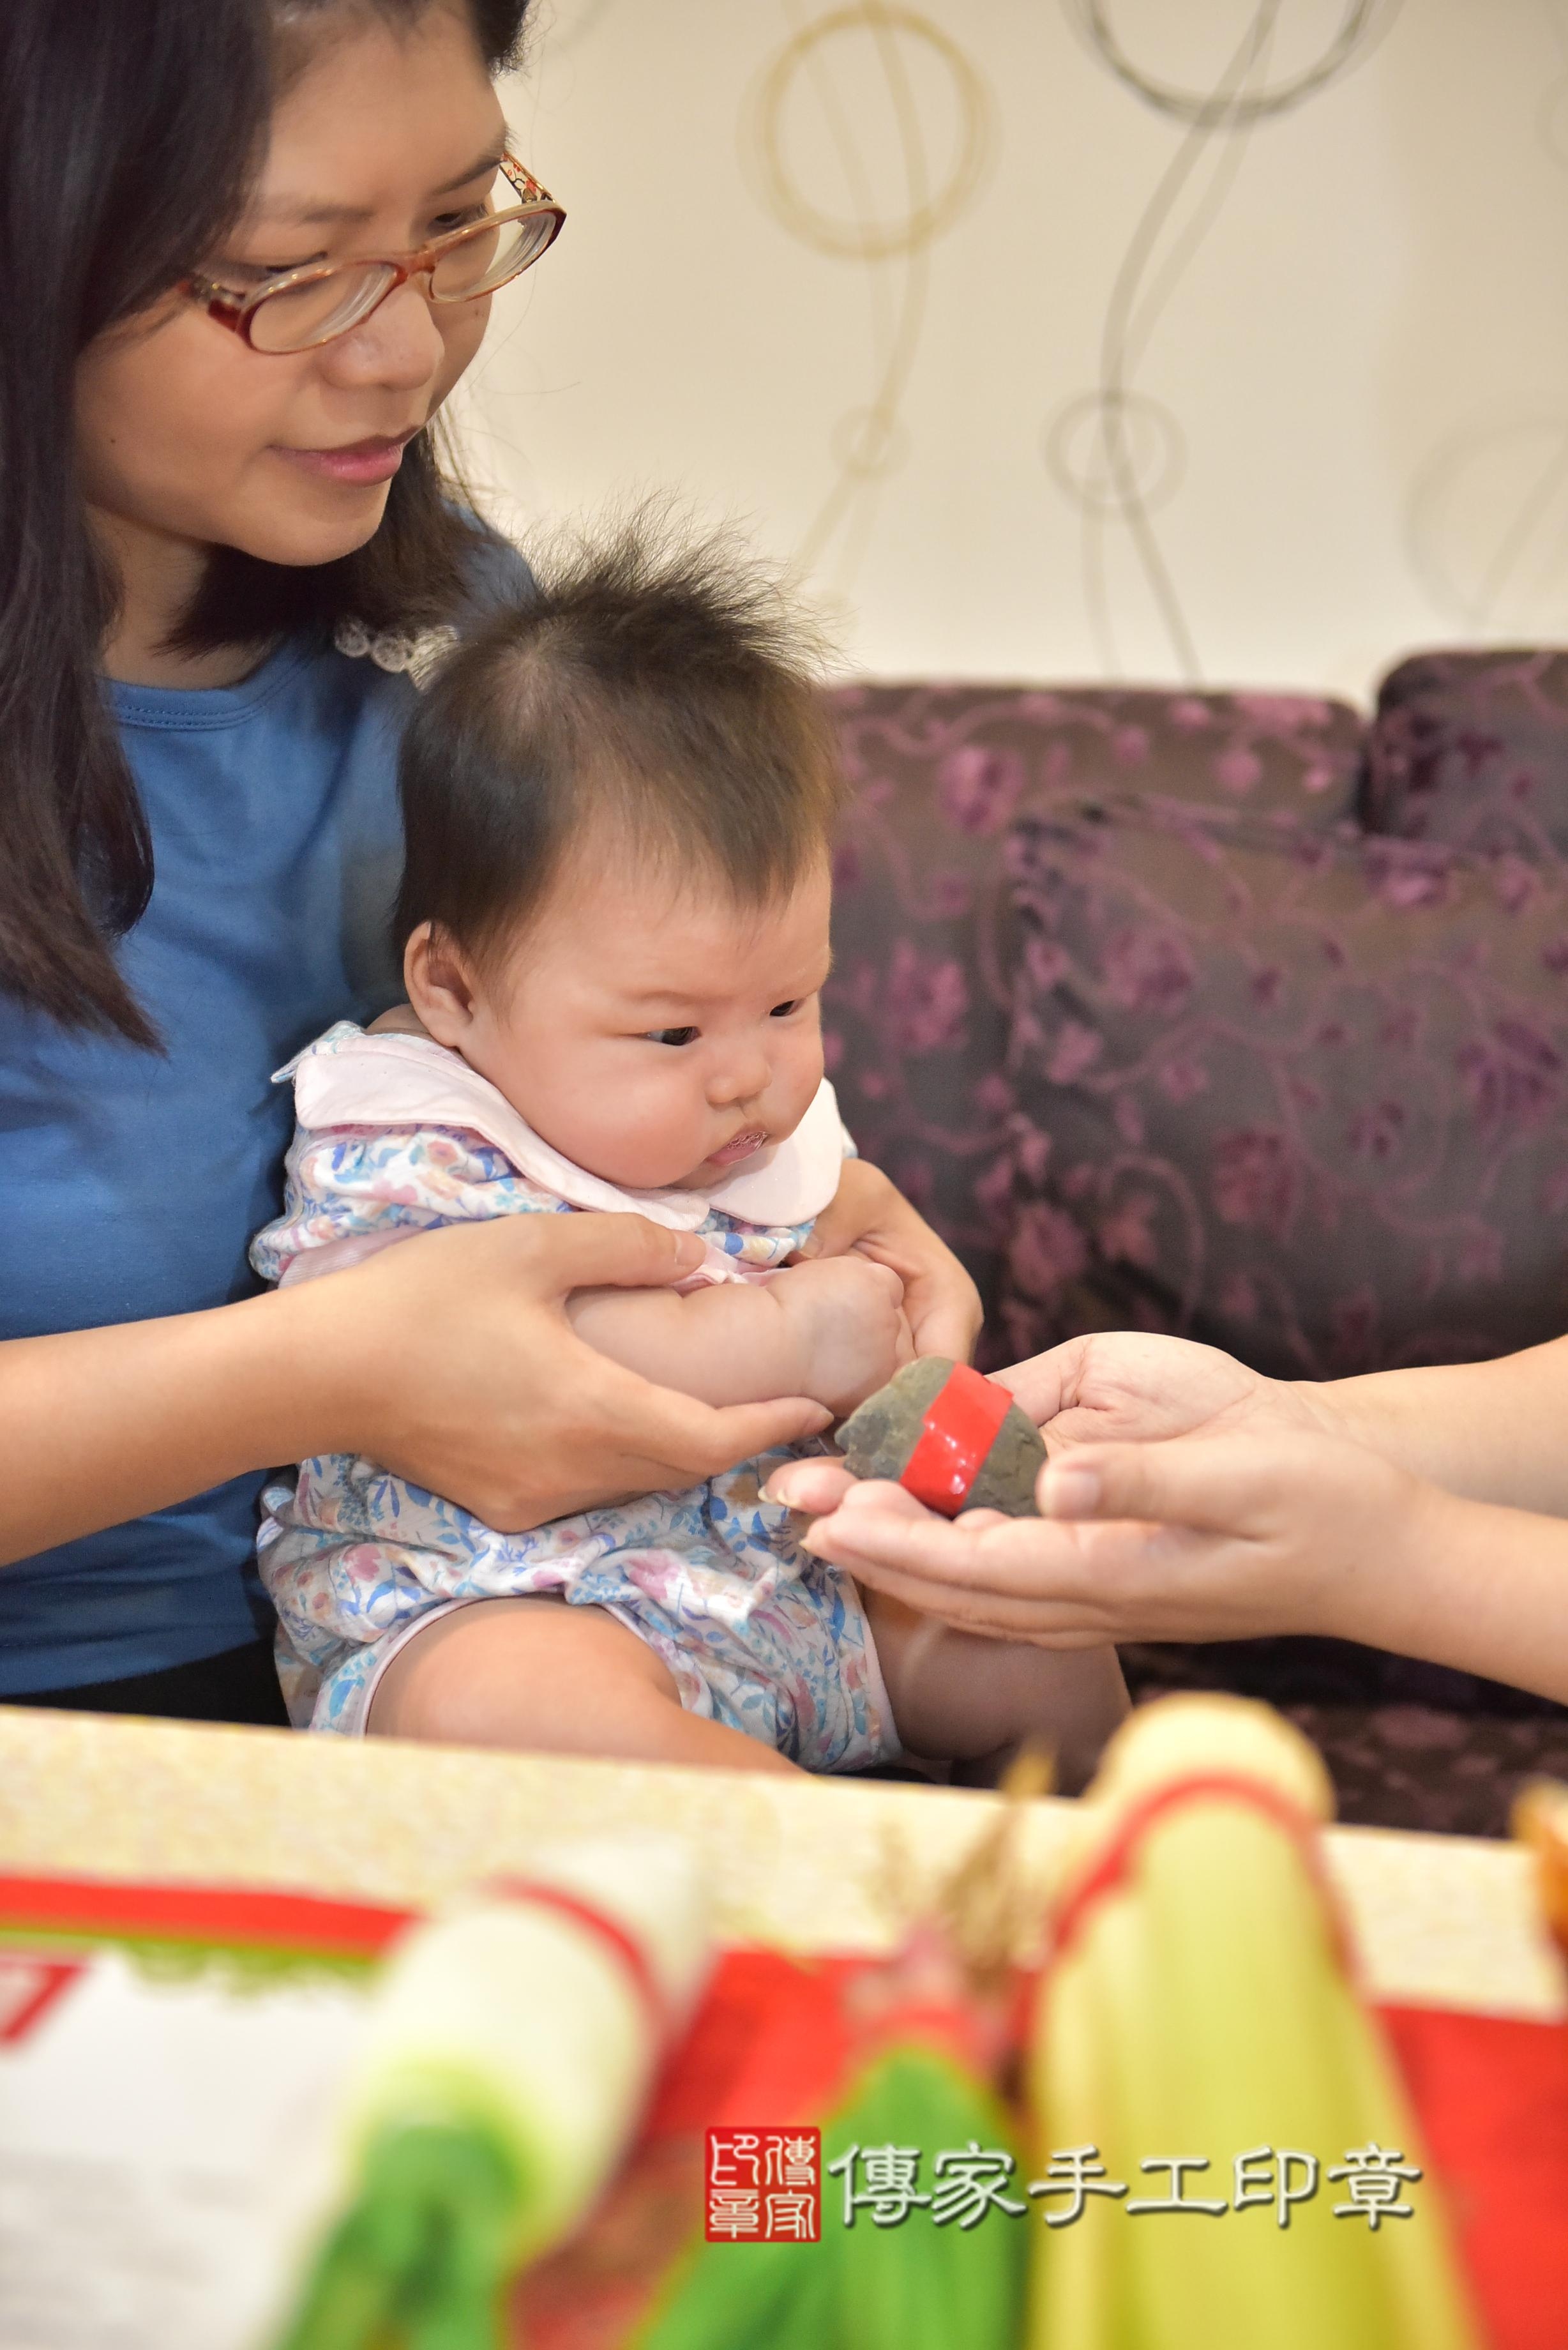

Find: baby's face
<box><xmin>444</xmin><ymin>856</ymin><xmax>833</xmax><ymax>1191</ymax></box>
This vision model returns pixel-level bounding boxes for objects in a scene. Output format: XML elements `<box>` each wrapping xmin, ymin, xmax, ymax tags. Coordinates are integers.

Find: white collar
<box><xmin>280</xmin><ymin>1024</ymin><xmax>846</xmax><ymax>1231</ymax></box>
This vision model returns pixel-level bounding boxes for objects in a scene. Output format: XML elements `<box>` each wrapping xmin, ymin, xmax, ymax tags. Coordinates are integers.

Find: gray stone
<box><xmin>837</xmin><ymin>1358</ymin><xmax>1045</xmax><ymax>1517</ymax></box>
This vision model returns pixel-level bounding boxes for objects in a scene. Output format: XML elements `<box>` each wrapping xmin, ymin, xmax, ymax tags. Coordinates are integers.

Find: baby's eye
<box><xmin>645</xmin><ymin>1025</ymin><xmax>700</xmax><ymax>1047</ymax></box>
<box><xmin>769</xmin><ymin>999</ymin><xmax>803</xmax><ymax>1019</ymax></box>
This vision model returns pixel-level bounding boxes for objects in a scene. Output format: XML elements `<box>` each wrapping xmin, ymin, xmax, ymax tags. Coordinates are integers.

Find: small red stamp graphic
<box><xmin>705</xmin><ymin>2126</ymin><xmax>822</xmax><ymax>2243</ymax></box>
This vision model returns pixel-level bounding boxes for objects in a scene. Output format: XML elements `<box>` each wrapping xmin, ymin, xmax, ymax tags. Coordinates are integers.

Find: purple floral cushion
<box><xmin>1366</xmin><ymin>649</ymin><xmax>1568</xmax><ymax>855</ymax></box>
<box><xmin>835</xmin><ymin>680</ymin><xmax>1366</xmax><ymax>829</ymax></box>
<box><xmin>1120</xmin><ymin>1639</ymin><xmax>1568</xmax><ymax>1838</ymax></box>
<box><xmin>822</xmin><ymin>683</ymin><xmax>1368</xmax><ymax>1344</ymax></box>
<box><xmin>999</xmin><ymin>796</ymin><xmax>1568</xmax><ymax>1379</ymax></box>
<box><xmin>824</xmin><ymin>691</ymin><xmax>1021</xmax><ymax>1342</ymax></box>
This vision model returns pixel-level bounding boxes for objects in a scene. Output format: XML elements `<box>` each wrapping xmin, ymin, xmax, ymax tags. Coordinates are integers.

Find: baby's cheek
<box><xmin>586</xmin><ymin>1064</ymin><xmax>712</xmax><ymax>1189</ymax></box>
<box><xmin>775</xmin><ymin>1040</ymin><xmax>825</xmax><ymax>1127</ymax></box>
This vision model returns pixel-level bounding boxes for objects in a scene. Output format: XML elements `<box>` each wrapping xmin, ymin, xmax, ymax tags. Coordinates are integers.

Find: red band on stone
<box><xmin>898</xmin><ymin>1361</ymin><xmax>1014</xmax><ymax>1515</ymax></box>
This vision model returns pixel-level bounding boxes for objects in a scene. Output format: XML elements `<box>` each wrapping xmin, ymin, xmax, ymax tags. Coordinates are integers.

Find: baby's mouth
<box><xmin>708</xmin><ymin>1126</ymin><xmax>770</xmax><ymax>1168</ymax></box>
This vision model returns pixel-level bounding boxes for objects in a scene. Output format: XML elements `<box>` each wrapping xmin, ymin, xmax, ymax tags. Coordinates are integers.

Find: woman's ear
<box><xmin>403</xmin><ymin>921</ymin><xmax>479</xmax><ymax>1047</ymax></box>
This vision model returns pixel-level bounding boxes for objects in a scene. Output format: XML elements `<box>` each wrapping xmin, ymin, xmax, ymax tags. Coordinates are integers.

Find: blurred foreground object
<box><xmin>629</xmin><ymin>1760</ymin><xmax>1054</xmax><ymax>2349</ymax></box>
<box><xmin>633</xmin><ymin>1943</ymin><xmax>1026</xmax><ymax>2350</ymax></box>
<box><xmin>277</xmin><ymin>1837</ymin><xmax>709</xmax><ymax>2350</ymax></box>
<box><xmin>1028</xmin><ymin>1696</ymin><xmax>1481</xmax><ymax>2350</ymax></box>
<box><xmin>837</xmin><ymin>1358</ymin><xmax>1045</xmax><ymax>1517</ymax></box>
<box><xmin>1514</xmin><ymin>1778</ymin><xmax>1568</xmax><ymax>1955</ymax></box>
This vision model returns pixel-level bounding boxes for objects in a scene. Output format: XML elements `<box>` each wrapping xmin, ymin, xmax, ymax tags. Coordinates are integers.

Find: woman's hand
<box><xmin>786</xmin><ymin>1424</ymin><xmax>1438</xmax><ymax>1649</ymax></box>
<box><xmin>785</xmin><ymin>1421</ymin><xmax>1568</xmax><ymax>1704</ymax></box>
<box><xmin>0</xmin><ymin>1211</ymin><xmax>834</xmax><ymax>1566</ymax></box>
<box><xmin>764</xmin><ymin>1327</ymin><xmax>1336</xmax><ymax>1522</ymax></box>
<box><xmin>763</xmin><ymin>1327</ymin><xmax>1428</xmax><ymax>1655</ymax></box>
<box><xmin>797</xmin><ymin>1159</ymin><xmax>981</xmax><ymax>1363</ymax></box>
<box><xmin>1002</xmin><ymin>1329</ymin><xmax>1339</xmax><ymax>1452</ymax></box>
<box><xmin>289</xmin><ymin>1213</ymin><xmax>833</xmax><ymax>1531</ymax></box>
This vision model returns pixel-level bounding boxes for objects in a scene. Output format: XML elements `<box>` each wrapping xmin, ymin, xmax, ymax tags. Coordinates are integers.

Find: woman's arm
<box><xmin>985</xmin><ymin>1329</ymin><xmax>1568</xmax><ymax>1517</ymax></box>
<box><xmin>0</xmin><ymin>1216</ymin><xmax>834</xmax><ymax>1566</ymax></box>
<box><xmin>1319</xmin><ymin>1337</ymin><xmax>1568</xmax><ymax>1515</ymax></box>
<box><xmin>566</xmin><ymin>1255</ymin><xmax>911</xmax><ymax>1417</ymax></box>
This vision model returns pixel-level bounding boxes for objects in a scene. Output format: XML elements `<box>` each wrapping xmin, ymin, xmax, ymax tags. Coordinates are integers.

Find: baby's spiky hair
<box><xmin>394</xmin><ymin>518</ymin><xmax>844</xmax><ymax>972</ymax></box>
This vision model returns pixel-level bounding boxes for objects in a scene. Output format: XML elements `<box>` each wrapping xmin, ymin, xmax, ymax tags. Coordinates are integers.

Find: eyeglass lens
<box><xmin>248</xmin><ymin>264</ymin><xmax>399</xmax><ymax>354</ymax></box>
<box><xmin>247</xmin><ymin>212</ymin><xmax>560</xmax><ymax>354</ymax></box>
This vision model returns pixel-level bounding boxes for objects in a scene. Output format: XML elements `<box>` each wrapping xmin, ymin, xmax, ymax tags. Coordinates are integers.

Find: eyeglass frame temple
<box><xmin>187</xmin><ymin>151</ymin><xmax>564</xmax><ymax>345</ymax></box>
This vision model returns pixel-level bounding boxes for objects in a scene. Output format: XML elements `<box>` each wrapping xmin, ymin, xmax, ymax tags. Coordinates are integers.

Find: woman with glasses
<box><xmin>0</xmin><ymin>0</ymin><xmax>980</xmax><ymax>1728</ymax></box>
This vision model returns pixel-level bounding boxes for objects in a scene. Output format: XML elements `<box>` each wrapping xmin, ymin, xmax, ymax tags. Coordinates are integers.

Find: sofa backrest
<box><xmin>825</xmin><ymin>658</ymin><xmax>1568</xmax><ymax>1375</ymax></box>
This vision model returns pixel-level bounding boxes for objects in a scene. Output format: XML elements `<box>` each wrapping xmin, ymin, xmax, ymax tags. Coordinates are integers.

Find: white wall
<box><xmin>449</xmin><ymin>1</ymin><xmax>1568</xmax><ymax>702</ymax></box>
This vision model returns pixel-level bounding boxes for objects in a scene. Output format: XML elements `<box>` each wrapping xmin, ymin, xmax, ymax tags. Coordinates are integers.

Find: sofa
<box><xmin>822</xmin><ymin>650</ymin><xmax>1568</xmax><ymax>1837</ymax></box>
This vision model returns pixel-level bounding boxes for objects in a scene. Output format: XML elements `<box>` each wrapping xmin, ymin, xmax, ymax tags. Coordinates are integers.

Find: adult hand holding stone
<box><xmin>765</xmin><ymin>1328</ymin><xmax>1568</xmax><ymax>1704</ymax></box>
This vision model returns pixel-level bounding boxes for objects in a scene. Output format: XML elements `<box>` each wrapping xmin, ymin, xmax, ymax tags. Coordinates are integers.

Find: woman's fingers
<box><xmin>1037</xmin><ymin>1434</ymin><xmax>1283</xmax><ymax>1532</ymax></box>
<box><xmin>787</xmin><ymin>1414</ymin><xmax>1422</xmax><ymax>1654</ymax></box>
<box><xmin>986</xmin><ymin>1340</ymin><xmax>1082</xmax><ymax>1428</ymax></box>
<box><xmin>903</xmin><ymin>1277</ymin><xmax>984</xmax><ymax>1365</ymax></box>
<box><xmin>326</xmin><ymin>1213</ymin><xmax>839</xmax><ymax>1529</ymax></box>
<box><xmin>520</xmin><ymin>1209</ymin><xmax>709</xmax><ymax>1294</ymax></box>
<box><xmin>993</xmin><ymin>1331</ymin><xmax>1274</xmax><ymax>1450</ymax></box>
<box><xmin>801</xmin><ymin>1503</ymin><xmax>1118</xmax><ymax>1636</ymax></box>
<box><xmin>801</xmin><ymin>1494</ymin><xmax>1074</xmax><ymax>1591</ymax></box>
<box><xmin>501</xmin><ymin>1329</ymin><xmax>831</xmax><ymax>1495</ymax></box>
<box><xmin>632</xmin><ymin>1389</ymin><xmax>834</xmax><ymax>1484</ymax></box>
<box><xmin>763</xmin><ymin>1459</ymin><xmax>857</xmax><ymax>1512</ymax></box>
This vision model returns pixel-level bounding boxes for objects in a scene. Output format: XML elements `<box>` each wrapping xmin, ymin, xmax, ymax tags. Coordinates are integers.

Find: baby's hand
<box><xmin>769</xmin><ymin>1257</ymin><xmax>912</xmax><ymax>1420</ymax></box>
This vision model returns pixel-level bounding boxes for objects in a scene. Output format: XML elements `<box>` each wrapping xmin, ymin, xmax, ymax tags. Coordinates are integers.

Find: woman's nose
<box><xmin>318</xmin><ymin>280</ymin><xmax>446</xmax><ymax>393</ymax></box>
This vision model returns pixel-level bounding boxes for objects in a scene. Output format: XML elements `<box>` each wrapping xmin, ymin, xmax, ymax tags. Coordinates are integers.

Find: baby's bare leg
<box><xmin>367</xmin><ymin>1595</ymin><xmax>800</xmax><ymax>1775</ymax></box>
<box><xmin>865</xmin><ymin>1591</ymin><xmax>1129</xmax><ymax>1793</ymax></box>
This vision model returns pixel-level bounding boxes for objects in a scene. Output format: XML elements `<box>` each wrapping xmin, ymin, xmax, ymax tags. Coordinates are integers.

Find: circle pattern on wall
<box><xmin>1044</xmin><ymin>389</ymin><xmax>1187</xmax><ymax>518</ymax></box>
<box><xmin>748</xmin><ymin>6</ymin><xmax>991</xmax><ymax>261</ymax></box>
<box><xmin>1060</xmin><ymin>0</ymin><xmax>1398</xmax><ymax>128</ymax></box>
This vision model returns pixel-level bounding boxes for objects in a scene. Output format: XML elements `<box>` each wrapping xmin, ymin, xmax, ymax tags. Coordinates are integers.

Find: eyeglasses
<box><xmin>186</xmin><ymin>153</ymin><xmax>565</xmax><ymax>354</ymax></box>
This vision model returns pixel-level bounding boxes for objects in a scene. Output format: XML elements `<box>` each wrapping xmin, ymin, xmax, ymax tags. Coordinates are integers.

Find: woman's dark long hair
<box><xmin>0</xmin><ymin>0</ymin><xmax>531</xmax><ymax>1045</ymax></box>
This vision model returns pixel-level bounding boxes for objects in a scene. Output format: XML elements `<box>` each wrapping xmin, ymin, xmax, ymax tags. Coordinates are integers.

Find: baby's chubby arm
<box><xmin>566</xmin><ymin>1256</ymin><xmax>914</xmax><ymax>1420</ymax></box>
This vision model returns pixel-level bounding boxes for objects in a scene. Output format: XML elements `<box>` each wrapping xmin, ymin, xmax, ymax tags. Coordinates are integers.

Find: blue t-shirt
<box><xmin>0</xmin><ymin>611</ymin><xmax>483</xmax><ymax>1692</ymax></box>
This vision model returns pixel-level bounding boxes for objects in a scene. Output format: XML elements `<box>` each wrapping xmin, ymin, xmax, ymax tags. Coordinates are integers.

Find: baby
<box><xmin>252</xmin><ymin>531</ymin><xmax>1127</xmax><ymax>1779</ymax></box>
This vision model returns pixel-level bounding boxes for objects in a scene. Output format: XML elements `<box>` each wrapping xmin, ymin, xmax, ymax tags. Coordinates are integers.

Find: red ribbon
<box><xmin>1045</xmin><ymin>1771</ymin><xmax>1352</xmax><ymax>1978</ymax></box>
<box><xmin>898</xmin><ymin>1361</ymin><xmax>1015</xmax><ymax>1515</ymax></box>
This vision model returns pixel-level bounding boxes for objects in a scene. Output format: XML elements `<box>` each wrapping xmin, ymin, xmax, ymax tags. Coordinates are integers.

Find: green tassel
<box><xmin>275</xmin><ymin>2121</ymin><xmax>521</xmax><ymax>2350</ymax></box>
<box><xmin>829</xmin><ymin>2047</ymin><xmax>1025</xmax><ymax>2350</ymax></box>
<box><xmin>632</xmin><ymin>2231</ymin><xmax>831</xmax><ymax>2350</ymax></box>
<box><xmin>637</xmin><ymin>2045</ymin><xmax>1024</xmax><ymax>2350</ymax></box>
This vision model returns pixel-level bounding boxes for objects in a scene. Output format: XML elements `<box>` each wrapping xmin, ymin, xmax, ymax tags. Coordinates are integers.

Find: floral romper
<box><xmin>250</xmin><ymin>1023</ymin><xmax>898</xmax><ymax>1766</ymax></box>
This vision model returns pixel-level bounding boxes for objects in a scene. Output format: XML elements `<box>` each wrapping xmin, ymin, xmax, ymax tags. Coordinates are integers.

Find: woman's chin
<box><xmin>232</xmin><ymin>481</ymin><xmax>395</xmax><ymax>569</ymax></box>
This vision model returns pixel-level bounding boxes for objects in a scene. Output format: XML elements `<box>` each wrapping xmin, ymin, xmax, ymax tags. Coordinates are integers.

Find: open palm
<box><xmin>999</xmin><ymin>1330</ymin><xmax>1327</xmax><ymax>1457</ymax></box>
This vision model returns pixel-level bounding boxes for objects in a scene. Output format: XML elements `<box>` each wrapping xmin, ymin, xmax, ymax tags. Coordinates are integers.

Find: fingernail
<box><xmin>1039</xmin><ymin>1463</ymin><xmax>1101</xmax><ymax>1518</ymax></box>
<box><xmin>762</xmin><ymin>1475</ymin><xmax>794</xmax><ymax>1505</ymax></box>
<box><xmin>673</xmin><ymin>1232</ymin><xmax>705</xmax><ymax>1267</ymax></box>
<box><xmin>795</xmin><ymin>1233</ymin><xmax>822</xmax><ymax>1259</ymax></box>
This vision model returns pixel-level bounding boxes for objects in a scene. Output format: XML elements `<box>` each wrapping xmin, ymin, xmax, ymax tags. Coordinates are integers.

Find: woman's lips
<box><xmin>275</xmin><ymin>432</ymin><xmax>416</xmax><ymax>486</ymax></box>
<box><xmin>708</xmin><ymin>1127</ymin><xmax>770</xmax><ymax>1168</ymax></box>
